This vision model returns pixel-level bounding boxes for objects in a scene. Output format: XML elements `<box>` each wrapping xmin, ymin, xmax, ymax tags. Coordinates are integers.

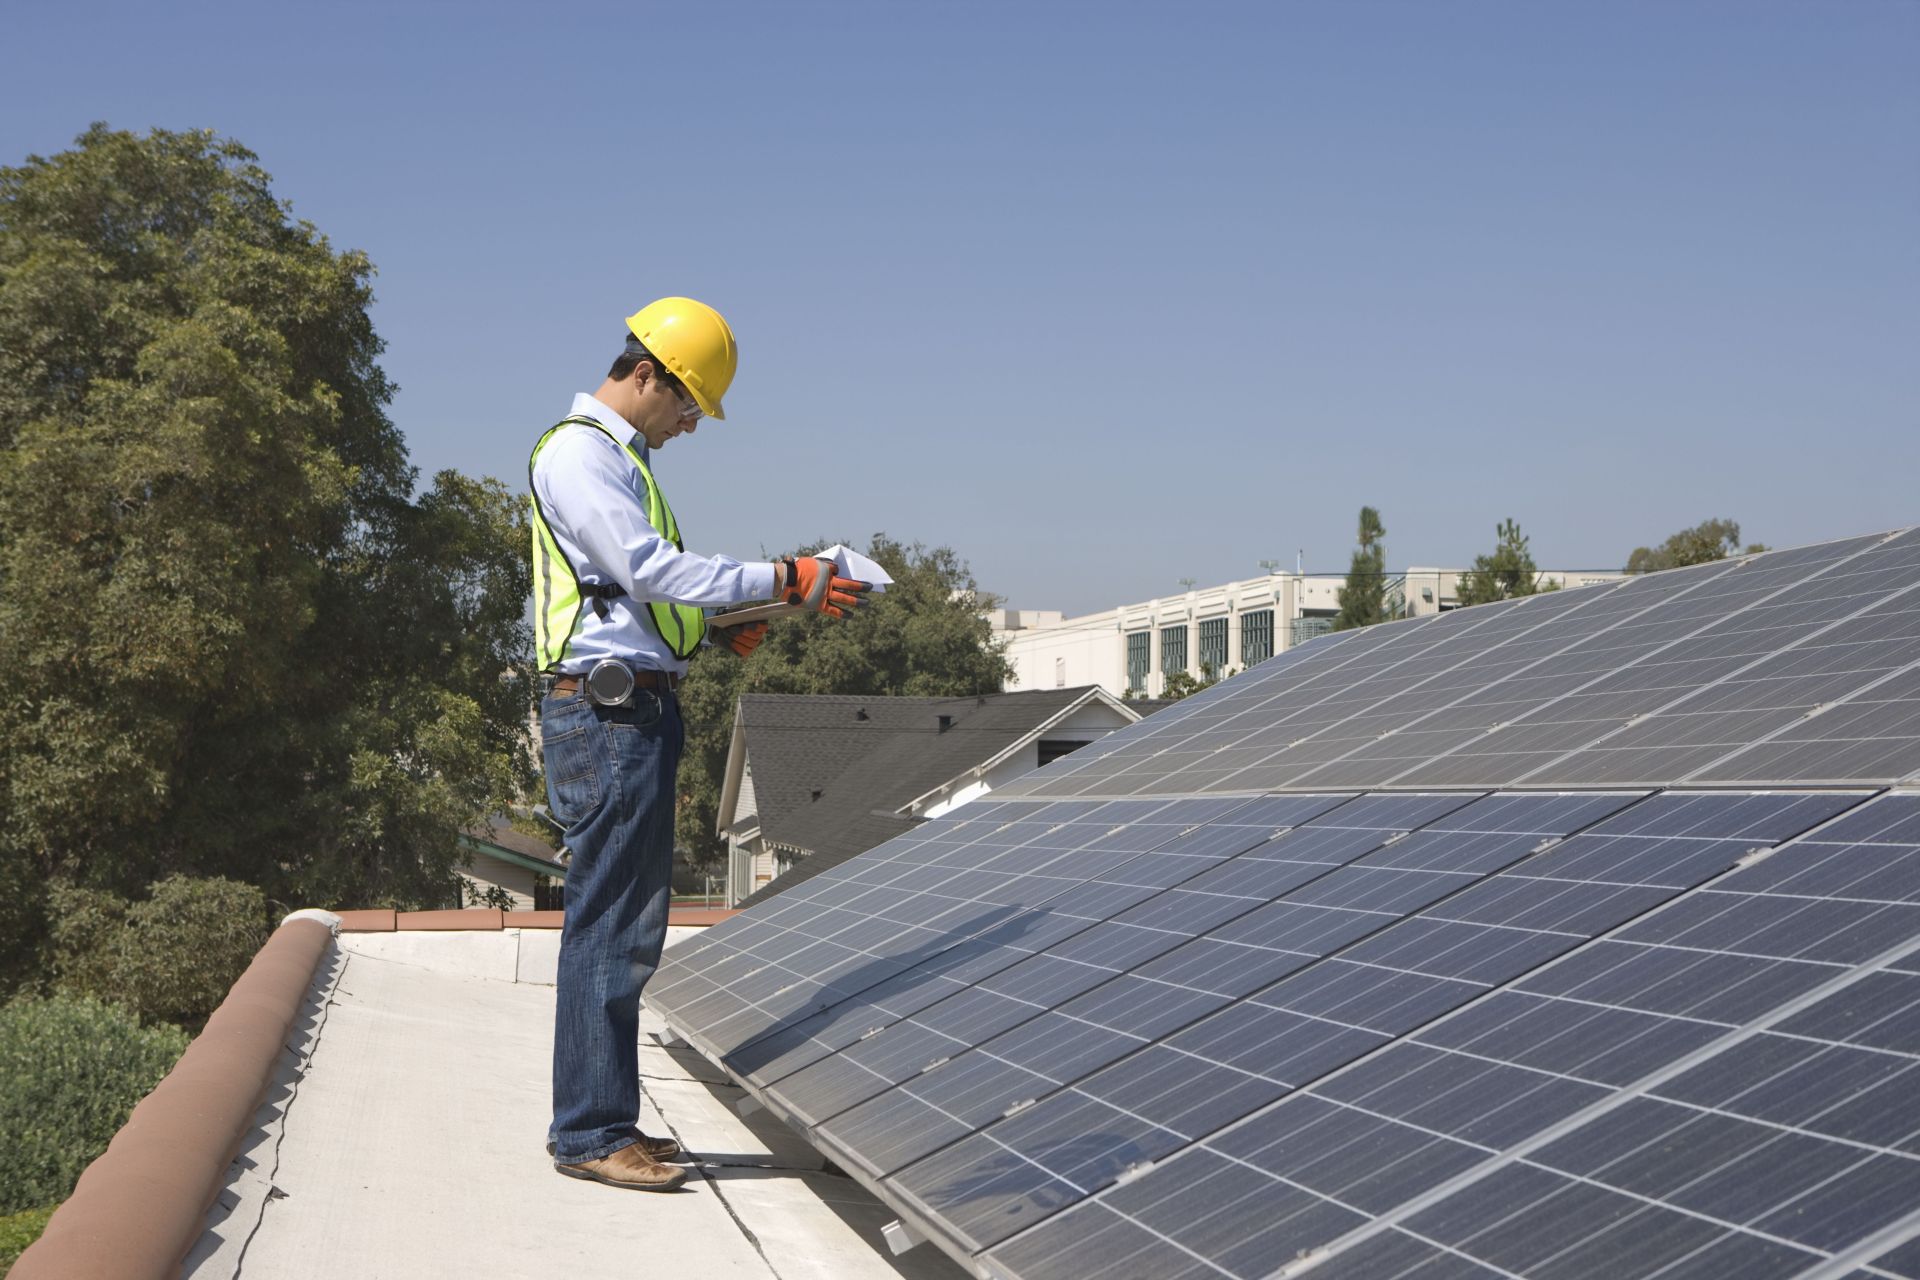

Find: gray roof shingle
<box><xmin>732</xmin><ymin>687</ymin><xmax>1107</xmax><ymax>908</ymax></box>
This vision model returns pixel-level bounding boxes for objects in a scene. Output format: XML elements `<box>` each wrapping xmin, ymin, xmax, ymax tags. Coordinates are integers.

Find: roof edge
<box><xmin>716</xmin><ymin>699</ymin><xmax>749</xmax><ymax>836</ymax></box>
<box><xmin>894</xmin><ymin>686</ymin><xmax>1137</xmax><ymax>816</ymax></box>
<box><xmin>457</xmin><ymin>832</ymin><xmax>564</xmax><ymax>878</ymax></box>
<box><xmin>10</xmin><ymin>901</ymin><xmax>740</xmax><ymax>1277</ymax></box>
<box><xmin>12</xmin><ymin>918</ymin><xmax>335</xmax><ymax>1280</ymax></box>
<box><xmin>333</xmin><ymin>906</ymin><xmax>738</xmax><ymax>931</ymax></box>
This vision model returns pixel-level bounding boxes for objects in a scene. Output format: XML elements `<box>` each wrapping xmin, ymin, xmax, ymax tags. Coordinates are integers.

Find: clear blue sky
<box><xmin>5</xmin><ymin>0</ymin><xmax>1915</xmax><ymax>615</ymax></box>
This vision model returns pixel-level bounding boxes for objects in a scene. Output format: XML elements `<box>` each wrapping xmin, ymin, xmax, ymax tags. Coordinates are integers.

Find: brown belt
<box><xmin>550</xmin><ymin>668</ymin><xmax>678</xmax><ymax>697</ymax></box>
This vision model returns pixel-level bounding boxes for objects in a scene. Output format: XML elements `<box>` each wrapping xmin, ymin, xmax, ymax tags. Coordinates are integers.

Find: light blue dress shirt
<box><xmin>531</xmin><ymin>393</ymin><xmax>778</xmax><ymax>676</ymax></box>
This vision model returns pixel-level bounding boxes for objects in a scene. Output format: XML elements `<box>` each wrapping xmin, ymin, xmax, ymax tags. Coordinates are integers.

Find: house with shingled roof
<box><xmin>716</xmin><ymin>687</ymin><xmax>1151</xmax><ymax>906</ymax></box>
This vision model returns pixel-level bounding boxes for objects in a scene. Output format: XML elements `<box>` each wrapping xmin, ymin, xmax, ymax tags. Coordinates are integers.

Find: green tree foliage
<box><xmin>1159</xmin><ymin>669</ymin><xmax>1219</xmax><ymax>701</ymax></box>
<box><xmin>1625</xmin><ymin>518</ymin><xmax>1769</xmax><ymax>573</ymax></box>
<box><xmin>1458</xmin><ymin>518</ymin><xmax>1548</xmax><ymax>606</ymax></box>
<box><xmin>49</xmin><ymin>876</ymin><xmax>267</xmax><ymax>1028</ymax></box>
<box><xmin>1334</xmin><ymin>506</ymin><xmax>1390</xmax><ymax>631</ymax></box>
<box><xmin>1</xmin><ymin>1204</ymin><xmax>58</xmax><ymax>1272</ymax></box>
<box><xmin>0</xmin><ymin>993</ymin><xmax>188</xmax><ymax>1214</ymax></box>
<box><xmin>674</xmin><ymin>535</ymin><xmax>1011</xmax><ymax>872</ymax></box>
<box><xmin>0</xmin><ymin>126</ymin><xmax>533</xmax><ymax>994</ymax></box>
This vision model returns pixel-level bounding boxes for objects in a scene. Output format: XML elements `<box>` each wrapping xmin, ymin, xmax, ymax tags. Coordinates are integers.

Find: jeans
<box><xmin>540</xmin><ymin>683</ymin><xmax>684</xmax><ymax>1163</ymax></box>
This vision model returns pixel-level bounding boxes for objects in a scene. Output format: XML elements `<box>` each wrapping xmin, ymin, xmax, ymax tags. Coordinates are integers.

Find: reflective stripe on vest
<box><xmin>528</xmin><ymin>415</ymin><xmax>708</xmax><ymax>670</ymax></box>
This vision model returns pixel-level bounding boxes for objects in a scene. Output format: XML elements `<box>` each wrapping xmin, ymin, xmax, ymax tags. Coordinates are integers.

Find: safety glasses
<box><xmin>657</xmin><ymin>368</ymin><xmax>702</xmax><ymax>422</ymax></box>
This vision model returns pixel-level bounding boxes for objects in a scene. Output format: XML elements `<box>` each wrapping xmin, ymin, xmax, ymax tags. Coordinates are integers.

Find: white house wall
<box><xmin>459</xmin><ymin>852</ymin><xmax>542</xmax><ymax>912</ymax></box>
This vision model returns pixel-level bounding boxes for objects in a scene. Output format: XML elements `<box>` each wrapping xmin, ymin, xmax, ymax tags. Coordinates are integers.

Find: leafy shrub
<box><xmin>0</xmin><ymin>995</ymin><xmax>187</xmax><ymax>1214</ymax></box>
<box><xmin>51</xmin><ymin>876</ymin><xmax>268</xmax><ymax>1028</ymax></box>
<box><xmin>0</xmin><ymin>1203</ymin><xmax>58</xmax><ymax>1274</ymax></box>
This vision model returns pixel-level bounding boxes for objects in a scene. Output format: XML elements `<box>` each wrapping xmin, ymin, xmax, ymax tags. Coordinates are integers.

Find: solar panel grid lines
<box><xmin>1175</xmin><ymin>582</ymin><xmax>1666</xmax><ymax>798</ymax></box>
<box><xmin>977</xmin><ymin>789</ymin><xmax>1875</xmax><ymax>1280</ymax></box>
<box><xmin>991</xmin><ymin>629</ymin><xmax>1380</xmax><ymax>802</ymax></box>
<box><xmin>660</xmin><ymin>799</ymin><xmax>1027</xmax><ymax>970</ymax></box>
<box><xmin>731</xmin><ymin>792</ymin><xmax>1362</xmax><ymax>1107</ymax></box>
<box><xmin>1074</xmin><ymin>602</ymin><xmax>1571</xmax><ymax>794</ymax></box>
<box><xmin>793</xmin><ymin>793</ymin><xmax>1486</xmax><ymax>1174</ymax></box>
<box><xmin>652</xmin><ymin>794</ymin><xmax>1316</xmax><ymax>1071</ymax></box>
<box><xmin>1510</xmin><ymin>533</ymin><xmax>1920</xmax><ymax>789</ymax></box>
<box><xmin>1802</xmin><ymin>1201</ymin><xmax>1920</xmax><ymax>1280</ymax></box>
<box><xmin>1017</xmin><ymin>550</ymin><xmax>1753</xmax><ymax>804</ymax></box>
<box><xmin>1036</xmin><ymin>582</ymin><xmax>1649</xmax><ymax>803</ymax></box>
<box><xmin>993</xmin><ymin>633</ymin><xmax>1365</xmax><ymax>799</ymax></box>
<box><xmin>1356</xmin><ymin>533</ymin><xmax>1913</xmax><ymax>792</ymax></box>
<box><xmin>1248</xmin><ymin>792</ymin><xmax>1920</xmax><ymax>1280</ymax></box>
<box><xmin>1048</xmin><ymin>615</ymin><xmax>1471</xmax><ymax>801</ymax></box>
<box><xmin>876</xmin><ymin>791</ymin><xmax>1769</xmax><ymax>1257</ymax></box>
<box><xmin>1191</xmin><ymin>584</ymin><xmax>1736</xmax><ymax>796</ymax></box>
<box><xmin>646</xmin><ymin>797</ymin><xmax>1166</xmax><ymax>1056</ymax></box>
<box><xmin>1689</xmin><ymin>611</ymin><xmax>1920</xmax><ymax>786</ymax></box>
<box><xmin>649</xmin><ymin>798</ymin><xmax>1047</xmax><ymax>973</ymax></box>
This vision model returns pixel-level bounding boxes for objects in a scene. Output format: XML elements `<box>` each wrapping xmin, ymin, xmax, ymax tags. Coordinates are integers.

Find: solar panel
<box><xmin>644</xmin><ymin>528</ymin><xmax>1920</xmax><ymax>1280</ymax></box>
<box><xmin>728</xmin><ymin>792</ymin><xmax>1358</xmax><ymax>1093</ymax></box>
<box><xmin>995</xmin><ymin>529</ymin><xmax>1920</xmax><ymax>799</ymax></box>
<box><xmin>1046</xmin><ymin>791</ymin><xmax>1920</xmax><ymax>1280</ymax></box>
<box><xmin>892</xmin><ymin>791</ymin><xmax>1863</xmax><ymax>1257</ymax></box>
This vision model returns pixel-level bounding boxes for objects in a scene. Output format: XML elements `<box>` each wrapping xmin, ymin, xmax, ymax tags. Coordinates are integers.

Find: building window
<box><xmin>1198</xmin><ymin>617</ymin><xmax>1228</xmax><ymax>677</ymax></box>
<box><xmin>1160</xmin><ymin>624</ymin><xmax>1188</xmax><ymax>676</ymax></box>
<box><xmin>1291</xmin><ymin>613</ymin><xmax>1337</xmax><ymax>647</ymax></box>
<box><xmin>1126</xmin><ymin>632</ymin><xmax>1150</xmax><ymax>693</ymax></box>
<box><xmin>1055</xmin><ymin>656</ymin><xmax>1066</xmax><ymax>687</ymax></box>
<box><xmin>1241</xmin><ymin>609</ymin><xmax>1274</xmax><ymax>666</ymax></box>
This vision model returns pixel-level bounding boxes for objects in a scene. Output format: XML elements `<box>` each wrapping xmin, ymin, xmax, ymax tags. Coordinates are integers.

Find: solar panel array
<box><xmin>649</xmin><ymin>528</ymin><xmax>1920</xmax><ymax>1280</ymax></box>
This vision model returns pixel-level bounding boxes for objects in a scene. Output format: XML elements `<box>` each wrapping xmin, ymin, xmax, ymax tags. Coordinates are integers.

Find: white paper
<box><xmin>810</xmin><ymin>544</ymin><xmax>892</xmax><ymax>591</ymax></box>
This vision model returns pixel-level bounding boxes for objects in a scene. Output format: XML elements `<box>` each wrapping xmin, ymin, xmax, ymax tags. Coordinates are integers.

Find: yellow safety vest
<box><xmin>528</xmin><ymin>415</ymin><xmax>708</xmax><ymax>670</ymax></box>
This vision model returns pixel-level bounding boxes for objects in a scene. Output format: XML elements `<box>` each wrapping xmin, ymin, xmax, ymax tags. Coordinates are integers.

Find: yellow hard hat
<box><xmin>624</xmin><ymin>297</ymin><xmax>737</xmax><ymax>420</ymax></box>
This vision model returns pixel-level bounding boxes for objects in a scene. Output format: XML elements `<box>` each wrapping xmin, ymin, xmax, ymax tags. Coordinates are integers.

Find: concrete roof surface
<box><xmin>182</xmin><ymin>927</ymin><xmax>965</xmax><ymax>1280</ymax></box>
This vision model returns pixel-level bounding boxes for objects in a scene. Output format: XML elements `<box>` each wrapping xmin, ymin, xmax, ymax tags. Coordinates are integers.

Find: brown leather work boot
<box><xmin>548</xmin><ymin>1133</ymin><xmax>683</xmax><ymax>1161</ymax></box>
<box><xmin>635</xmin><ymin>1132</ymin><xmax>683</xmax><ymax>1160</ymax></box>
<box><xmin>556</xmin><ymin>1142</ymin><xmax>688</xmax><ymax>1192</ymax></box>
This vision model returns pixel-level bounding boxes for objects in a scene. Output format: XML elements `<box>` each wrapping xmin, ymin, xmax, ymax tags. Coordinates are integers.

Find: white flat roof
<box><xmin>186</xmin><ymin>927</ymin><xmax>966</xmax><ymax>1280</ymax></box>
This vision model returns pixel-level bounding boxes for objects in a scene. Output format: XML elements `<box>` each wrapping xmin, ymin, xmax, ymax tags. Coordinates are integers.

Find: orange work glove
<box><xmin>774</xmin><ymin>555</ymin><xmax>871</xmax><ymax>619</ymax></box>
<box><xmin>716</xmin><ymin>619</ymin><xmax>769</xmax><ymax>658</ymax></box>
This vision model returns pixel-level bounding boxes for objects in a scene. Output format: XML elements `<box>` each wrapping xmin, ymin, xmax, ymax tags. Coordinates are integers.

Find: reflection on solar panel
<box><xmin>648</xmin><ymin>529</ymin><xmax>1920</xmax><ymax>1280</ymax></box>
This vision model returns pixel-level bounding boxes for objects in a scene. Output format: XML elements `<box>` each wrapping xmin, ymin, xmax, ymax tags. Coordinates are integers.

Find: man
<box><xmin>527</xmin><ymin>297</ymin><xmax>867</xmax><ymax>1191</ymax></box>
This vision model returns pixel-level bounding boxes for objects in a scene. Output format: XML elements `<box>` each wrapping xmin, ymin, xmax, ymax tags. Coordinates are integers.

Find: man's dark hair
<box><xmin>608</xmin><ymin>336</ymin><xmax>653</xmax><ymax>382</ymax></box>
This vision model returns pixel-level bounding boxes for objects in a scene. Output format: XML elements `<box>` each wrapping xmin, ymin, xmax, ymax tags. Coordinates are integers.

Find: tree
<box><xmin>1625</xmin><ymin>518</ymin><xmax>1769</xmax><ymax>574</ymax></box>
<box><xmin>1458</xmin><ymin>518</ymin><xmax>1547</xmax><ymax>606</ymax></box>
<box><xmin>1334</xmin><ymin>506</ymin><xmax>1390</xmax><ymax>631</ymax></box>
<box><xmin>1160</xmin><ymin>669</ymin><xmax>1217</xmax><ymax>701</ymax></box>
<box><xmin>673</xmin><ymin>535</ymin><xmax>1011</xmax><ymax>873</ymax></box>
<box><xmin>0</xmin><ymin>126</ymin><xmax>534</xmax><ymax>994</ymax></box>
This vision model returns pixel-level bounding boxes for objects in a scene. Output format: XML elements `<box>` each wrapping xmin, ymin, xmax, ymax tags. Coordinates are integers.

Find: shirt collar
<box><xmin>570</xmin><ymin>392</ymin><xmax>648</xmax><ymax>462</ymax></box>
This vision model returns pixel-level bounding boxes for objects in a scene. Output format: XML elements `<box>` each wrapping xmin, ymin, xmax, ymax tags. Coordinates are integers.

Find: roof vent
<box><xmin>855</xmin><ymin>708</ymin><xmax>870</xmax><ymax>721</ymax></box>
<box><xmin>937</xmin><ymin>715</ymin><xmax>954</xmax><ymax>732</ymax></box>
<box><xmin>810</xmin><ymin>789</ymin><xmax>823</xmax><ymax>802</ymax></box>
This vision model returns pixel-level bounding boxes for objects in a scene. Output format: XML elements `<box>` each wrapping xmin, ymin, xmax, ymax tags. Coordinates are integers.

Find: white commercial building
<box><xmin>993</xmin><ymin>566</ymin><xmax>1628</xmax><ymax>700</ymax></box>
